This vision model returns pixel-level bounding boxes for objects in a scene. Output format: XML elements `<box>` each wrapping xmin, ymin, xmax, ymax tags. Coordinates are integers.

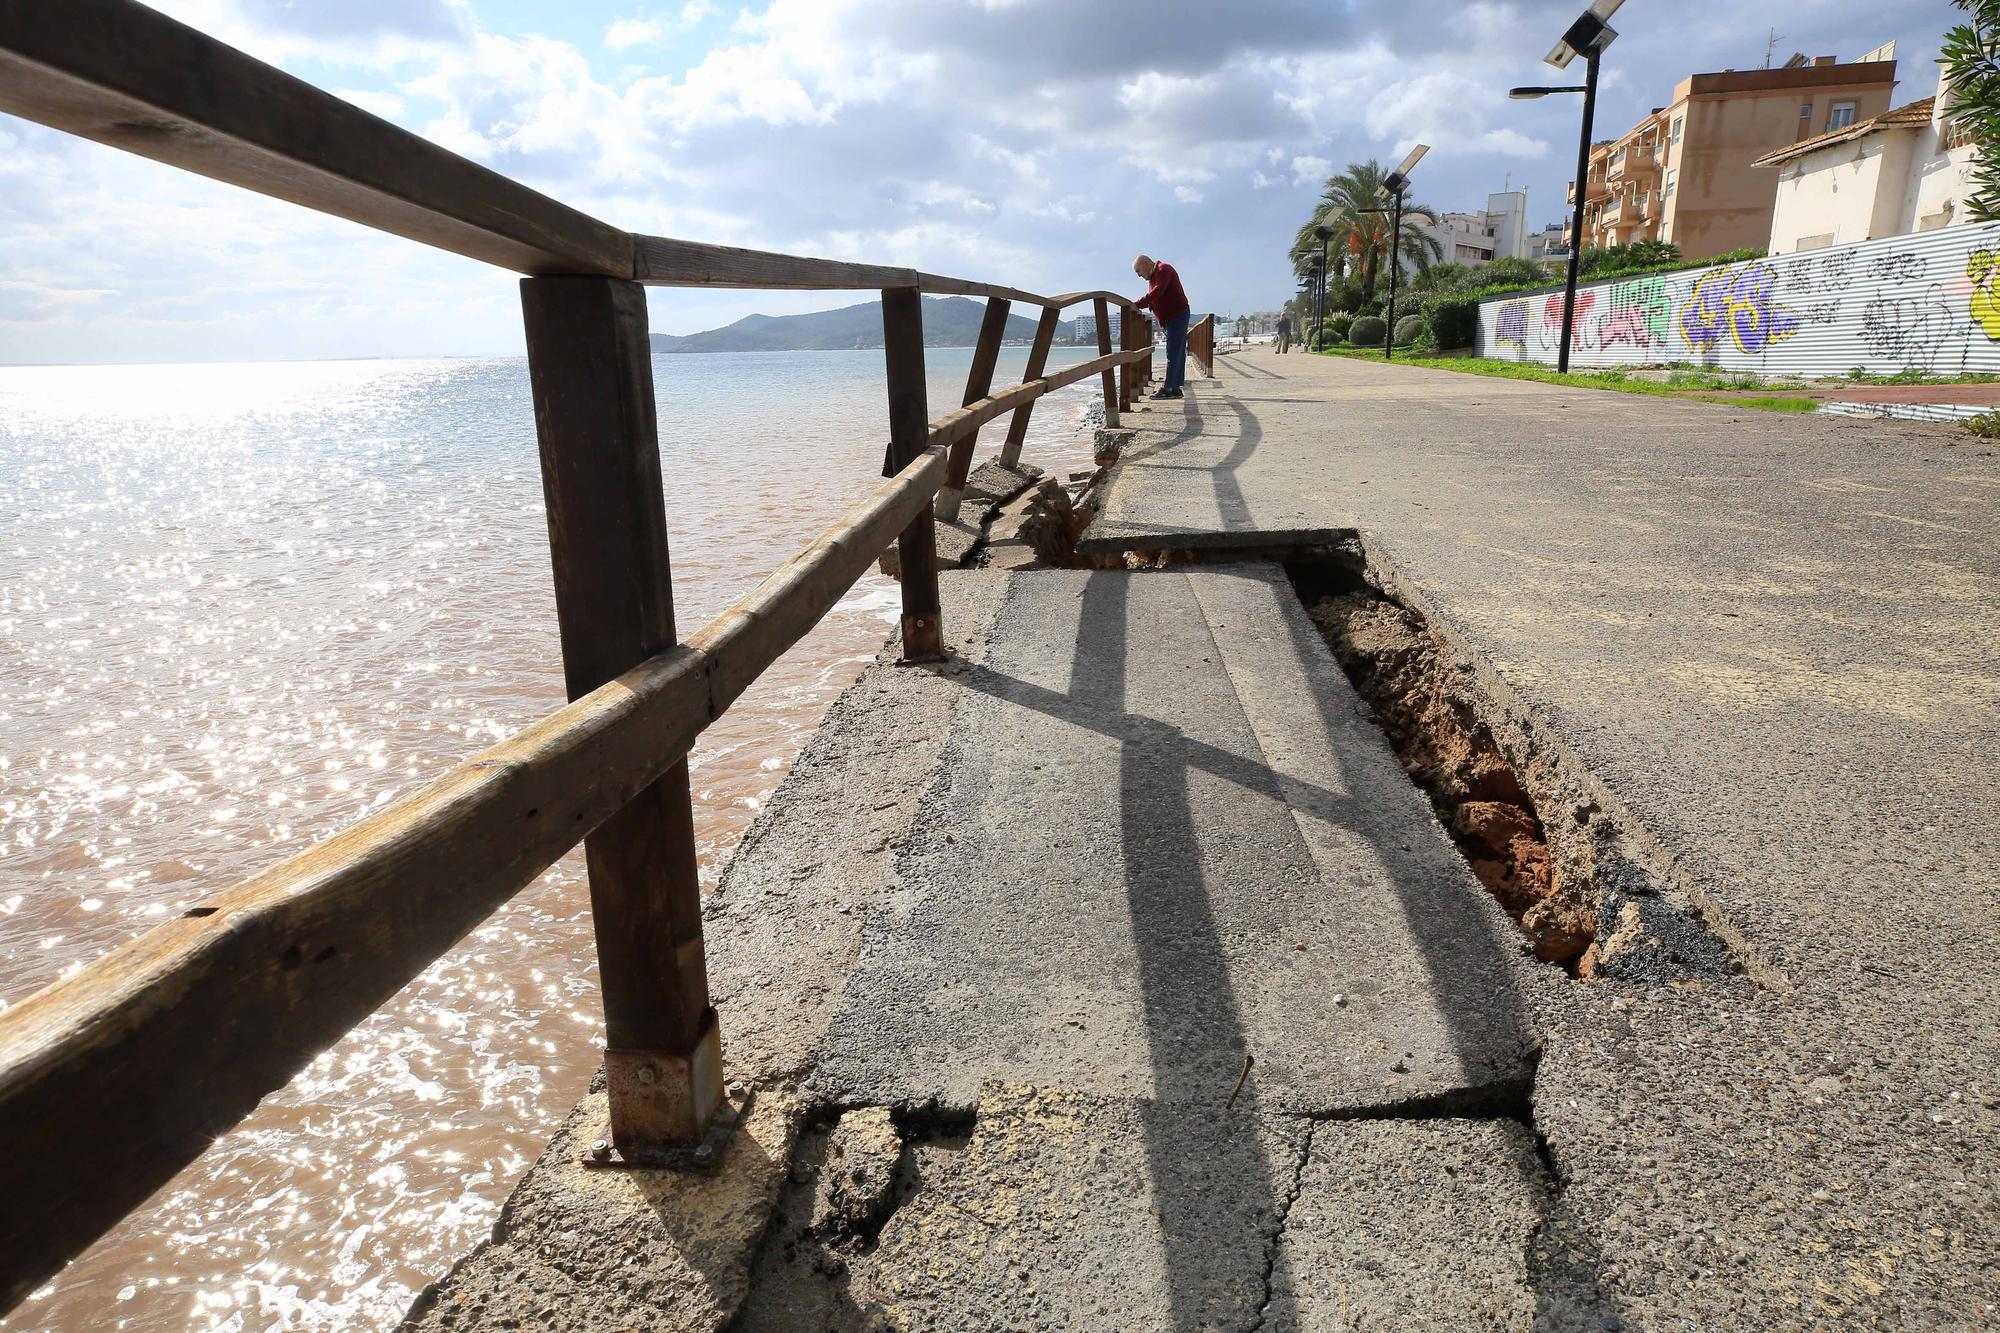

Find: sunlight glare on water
<box><xmin>0</xmin><ymin>348</ymin><xmax>1102</xmax><ymax>1332</ymax></box>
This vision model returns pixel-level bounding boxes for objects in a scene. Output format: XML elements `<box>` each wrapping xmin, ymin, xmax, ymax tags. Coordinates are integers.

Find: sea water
<box><xmin>0</xmin><ymin>346</ymin><xmax>1102</xmax><ymax>1331</ymax></box>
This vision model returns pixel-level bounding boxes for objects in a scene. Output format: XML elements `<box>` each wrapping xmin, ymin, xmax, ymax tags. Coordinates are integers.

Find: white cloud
<box><xmin>604</xmin><ymin>18</ymin><xmax>664</xmax><ymax>49</ymax></box>
<box><xmin>3</xmin><ymin>0</ymin><xmax>1958</xmax><ymax>358</ymax></box>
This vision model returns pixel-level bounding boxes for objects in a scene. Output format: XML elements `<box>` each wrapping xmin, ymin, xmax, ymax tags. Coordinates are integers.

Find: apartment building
<box><xmin>1421</xmin><ymin>191</ymin><xmax>1530</xmax><ymax>267</ymax></box>
<box><xmin>1566</xmin><ymin>49</ymin><xmax>1900</xmax><ymax>259</ymax></box>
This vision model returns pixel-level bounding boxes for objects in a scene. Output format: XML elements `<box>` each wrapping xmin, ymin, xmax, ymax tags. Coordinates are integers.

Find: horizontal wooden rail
<box><xmin>0</xmin><ymin>0</ymin><xmax>633</xmax><ymax>277</ymax></box>
<box><xmin>0</xmin><ymin>446</ymin><xmax>946</xmax><ymax>1309</ymax></box>
<box><xmin>924</xmin><ymin>347</ymin><xmax>1149</xmax><ymax>454</ymax></box>
<box><xmin>0</xmin><ymin>0</ymin><xmax>1166</xmax><ymax>1304</ymax></box>
<box><xmin>1042</xmin><ymin>347</ymin><xmax>1149</xmax><ymax>394</ymax></box>
<box><xmin>0</xmin><ymin>1</ymin><xmax>1142</xmax><ymax>311</ymax></box>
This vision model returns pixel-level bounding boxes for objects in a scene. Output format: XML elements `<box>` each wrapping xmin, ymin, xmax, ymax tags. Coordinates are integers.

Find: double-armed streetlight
<box><xmin>1356</xmin><ymin>143</ymin><xmax>1429</xmax><ymax>361</ymax></box>
<box><xmin>1510</xmin><ymin>0</ymin><xmax>1624</xmax><ymax>373</ymax></box>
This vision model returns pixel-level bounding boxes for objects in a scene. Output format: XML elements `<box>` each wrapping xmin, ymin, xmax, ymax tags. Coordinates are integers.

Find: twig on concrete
<box><xmin>1226</xmin><ymin>1053</ymin><xmax>1255</xmax><ymax>1109</ymax></box>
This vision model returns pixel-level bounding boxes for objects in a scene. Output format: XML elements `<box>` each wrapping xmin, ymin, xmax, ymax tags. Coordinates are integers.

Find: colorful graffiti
<box><xmin>1540</xmin><ymin>291</ymin><xmax>1596</xmax><ymax>351</ymax></box>
<box><xmin>1596</xmin><ymin>274</ymin><xmax>1672</xmax><ymax>350</ymax></box>
<box><xmin>1966</xmin><ymin>250</ymin><xmax>2000</xmax><ymax>340</ymax></box>
<box><xmin>1474</xmin><ymin>222</ymin><xmax>2000</xmax><ymax>375</ymax></box>
<box><xmin>1678</xmin><ymin>263</ymin><xmax>1801</xmax><ymax>356</ymax></box>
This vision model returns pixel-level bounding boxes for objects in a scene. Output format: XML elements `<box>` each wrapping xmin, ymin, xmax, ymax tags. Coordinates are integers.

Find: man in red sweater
<box><xmin>1132</xmin><ymin>255</ymin><xmax>1190</xmax><ymax>399</ymax></box>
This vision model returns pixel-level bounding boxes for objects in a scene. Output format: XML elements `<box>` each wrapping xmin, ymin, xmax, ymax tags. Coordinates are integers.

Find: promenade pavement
<box><xmin>410</xmin><ymin>347</ymin><xmax>1996</xmax><ymax>1332</ymax></box>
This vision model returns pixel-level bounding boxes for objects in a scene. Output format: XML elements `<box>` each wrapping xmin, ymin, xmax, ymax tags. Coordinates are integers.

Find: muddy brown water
<box><xmin>0</xmin><ymin>349</ymin><xmax>1102</xmax><ymax>1331</ymax></box>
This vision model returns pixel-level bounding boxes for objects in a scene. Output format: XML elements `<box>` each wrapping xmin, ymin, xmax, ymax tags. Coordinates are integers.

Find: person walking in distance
<box><xmin>1275</xmin><ymin>312</ymin><xmax>1292</xmax><ymax>354</ymax></box>
<box><xmin>1132</xmin><ymin>255</ymin><xmax>1190</xmax><ymax>399</ymax></box>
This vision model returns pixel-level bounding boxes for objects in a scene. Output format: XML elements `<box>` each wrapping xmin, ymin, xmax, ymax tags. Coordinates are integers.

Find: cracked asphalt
<box><xmin>412</xmin><ymin>348</ymin><xmax>1996</xmax><ymax>1332</ymax></box>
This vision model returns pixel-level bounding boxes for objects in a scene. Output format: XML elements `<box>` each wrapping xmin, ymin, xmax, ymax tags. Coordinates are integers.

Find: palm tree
<box><xmin>1294</xmin><ymin>159</ymin><xmax>1443</xmax><ymax>304</ymax></box>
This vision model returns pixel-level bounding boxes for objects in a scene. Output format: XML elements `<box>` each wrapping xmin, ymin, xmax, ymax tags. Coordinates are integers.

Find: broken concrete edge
<box><xmin>399</xmin><ymin>1077</ymin><xmax>809</xmax><ymax>1332</ymax></box>
<box><xmin>878</xmin><ymin>459</ymin><xmax>1043</xmax><ymax>578</ymax></box>
<box><xmin>1336</xmin><ymin>534</ymin><xmax>1780</xmax><ymax>992</ymax></box>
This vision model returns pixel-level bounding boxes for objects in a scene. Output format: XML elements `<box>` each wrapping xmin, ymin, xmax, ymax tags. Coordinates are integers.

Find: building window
<box><xmin>1671</xmin><ymin>115</ymin><xmax>1683</xmax><ymax>142</ymax></box>
<box><xmin>1664</xmin><ymin>168</ymin><xmax>1676</xmax><ymax>196</ymax></box>
<box><xmin>1610</xmin><ymin>147</ymin><xmax>1625</xmax><ymax>167</ymax></box>
<box><xmin>1799</xmin><ymin>101</ymin><xmax>1813</xmax><ymax>122</ymax></box>
<box><xmin>1828</xmin><ymin>102</ymin><xmax>1857</xmax><ymax>131</ymax></box>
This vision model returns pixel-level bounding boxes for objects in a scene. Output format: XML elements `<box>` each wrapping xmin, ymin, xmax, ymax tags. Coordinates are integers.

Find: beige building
<box><xmin>1755</xmin><ymin>65</ymin><xmax>1978</xmax><ymax>252</ymax></box>
<box><xmin>1567</xmin><ymin>51</ymin><xmax>1900</xmax><ymax>259</ymax></box>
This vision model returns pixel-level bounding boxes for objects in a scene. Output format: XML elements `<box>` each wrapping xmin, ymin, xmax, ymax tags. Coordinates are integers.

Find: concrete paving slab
<box><xmin>807</xmin><ymin>565</ymin><xmax>1548</xmax><ymax>1116</ymax></box>
<box><xmin>736</xmin><ymin>1082</ymin><xmax>1550</xmax><ymax>1333</ymax></box>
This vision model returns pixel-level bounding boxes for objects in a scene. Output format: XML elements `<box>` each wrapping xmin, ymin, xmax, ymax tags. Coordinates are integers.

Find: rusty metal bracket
<box><xmin>900</xmin><ymin>612</ymin><xmax>944</xmax><ymax>662</ymax></box>
<box><xmin>584</xmin><ymin>1085</ymin><xmax>749</xmax><ymax>1174</ymax></box>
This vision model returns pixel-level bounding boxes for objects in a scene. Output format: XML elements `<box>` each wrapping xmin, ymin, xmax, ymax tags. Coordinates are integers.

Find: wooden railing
<box><xmin>1190</xmin><ymin>314</ymin><xmax>1217</xmax><ymax>378</ymax></box>
<box><xmin>0</xmin><ymin>0</ymin><xmax>1157</xmax><ymax>1310</ymax></box>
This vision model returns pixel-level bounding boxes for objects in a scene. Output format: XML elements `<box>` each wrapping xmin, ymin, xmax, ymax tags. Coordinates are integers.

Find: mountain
<box><xmin>649</xmin><ymin>295</ymin><xmax>1045</xmax><ymax>353</ymax></box>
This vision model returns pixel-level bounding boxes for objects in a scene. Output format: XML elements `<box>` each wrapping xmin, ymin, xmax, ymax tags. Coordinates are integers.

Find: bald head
<box><xmin>1133</xmin><ymin>255</ymin><xmax>1156</xmax><ymax>278</ymax></box>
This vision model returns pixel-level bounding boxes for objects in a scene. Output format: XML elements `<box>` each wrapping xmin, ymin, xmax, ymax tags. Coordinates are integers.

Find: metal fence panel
<box><xmin>1473</xmin><ymin>222</ymin><xmax>2000</xmax><ymax>378</ymax></box>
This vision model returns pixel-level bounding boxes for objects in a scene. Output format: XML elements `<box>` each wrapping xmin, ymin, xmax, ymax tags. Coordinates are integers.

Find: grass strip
<box><xmin>1317</xmin><ymin>349</ymin><xmax>1822</xmax><ymax>414</ymax></box>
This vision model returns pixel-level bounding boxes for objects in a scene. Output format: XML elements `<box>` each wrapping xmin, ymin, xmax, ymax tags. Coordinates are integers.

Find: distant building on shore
<box><xmin>1754</xmin><ymin>63</ymin><xmax>1977</xmax><ymax>253</ymax></box>
<box><xmin>1419</xmin><ymin>191</ymin><xmax>1529</xmax><ymax>268</ymax></box>
<box><xmin>1566</xmin><ymin>43</ymin><xmax>1900</xmax><ymax>259</ymax></box>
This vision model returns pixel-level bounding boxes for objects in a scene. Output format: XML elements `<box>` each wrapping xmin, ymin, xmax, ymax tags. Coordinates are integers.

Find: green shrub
<box><xmin>1328</xmin><ymin>314</ymin><xmax>1354</xmax><ymax>341</ymax></box>
<box><xmin>1348</xmin><ymin>315</ymin><xmax>1387</xmax><ymax>348</ymax></box>
<box><xmin>1392</xmin><ymin>314</ymin><xmax>1424</xmax><ymax>345</ymax></box>
<box><xmin>1410</xmin><ymin>262</ymin><xmax>1477</xmax><ymax>293</ymax></box>
<box><xmin>1963</xmin><ymin>410</ymin><xmax>2000</xmax><ymax>439</ymax></box>
<box><xmin>1355</xmin><ymin>302</ymin><xmax>1383</xmax><ymax>319</ymax></box>
<box><xmin>1476</xmin><ymin>257</ymin><xmax>1550</xmax><ymax>288</ymax></box>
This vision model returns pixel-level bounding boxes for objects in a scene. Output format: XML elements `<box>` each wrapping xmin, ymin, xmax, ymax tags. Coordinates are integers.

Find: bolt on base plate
<box><xmin>583</xmin><ymin>1086</ymin><xmax>750</xmax><ymax>1173</ymax></box>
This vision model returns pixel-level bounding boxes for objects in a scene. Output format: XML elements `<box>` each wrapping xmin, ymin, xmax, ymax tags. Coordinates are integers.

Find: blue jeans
<box><xmin>1163</xmin><ymin>311</ymin><xmax>1190</xmax><ymax>391</ymax></box>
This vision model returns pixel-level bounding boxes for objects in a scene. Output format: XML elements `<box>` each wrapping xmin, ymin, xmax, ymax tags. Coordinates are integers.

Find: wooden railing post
<box><xmin>519</xmin><ymin>276</ymin><xmax>722</xmax><ymax>1154</ymax></box>
<box><xmin>1094</xmin><ymin>297</ymin><xmax>1119</xmax><ymax>428</ymax></box>
<box><xmin>882</xmin><ymin>287</ymin><xmax>945</xmax><ymax>660</ymax></box>
<box><xmin>935</xmin><ymin>296</ymin><xmax>1011</xmax><ymax>521</ymax></box>
<box><xmin>1118</xmin><ymin>310</ymin><xmax>1137</xmax><ymax>412</ymax></box>
<box><xmin>998</xmin><ymin>307</ymin><xmax>1060</xmax><ymax>469</ymax></box>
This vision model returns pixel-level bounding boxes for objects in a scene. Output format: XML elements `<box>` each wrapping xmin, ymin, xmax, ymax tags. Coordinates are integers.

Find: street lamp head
<box><xmin>1545</xmin><ymin>0</ymin><xmax>1623</xmax><ymax>68</ymax></box>
<box><xmin>1377</xmin><ymin>143</ymin><xmax>1429</xmax><ymax>199</ymax></box>
<box><xmin>1313</xmin><ymin>223</ymin><xmax>1334</xmax><ymax>241</ymax></box>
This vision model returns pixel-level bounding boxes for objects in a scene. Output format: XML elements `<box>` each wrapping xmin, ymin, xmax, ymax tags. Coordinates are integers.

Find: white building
<box><xmin>1754</xmin><ymin>63</ymin><xmax>1977</xmax><ymax>253</ymax></box>
<box><xmin>1419</xmin><ymin>190</ymin><xmax>1529</xmax><ymax>268</ymax></box>
<box><xmin>1527</xmin><ymin>223</ymin><xmax>1568</xmax><ymax>263</ymax></box>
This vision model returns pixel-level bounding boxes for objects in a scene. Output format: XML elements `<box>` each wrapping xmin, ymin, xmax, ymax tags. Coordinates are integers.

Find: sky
<box><xmin>0</xmin><ymin>0</ymin><xmax>1961</xmax><ymax>363</ymax></box>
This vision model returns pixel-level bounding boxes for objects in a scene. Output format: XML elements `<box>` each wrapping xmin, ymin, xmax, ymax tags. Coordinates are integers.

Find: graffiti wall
<box><xmin>1473</xmin><ymin>222</ymin><xmax>2000</xmax><ymax>377</ymax></box>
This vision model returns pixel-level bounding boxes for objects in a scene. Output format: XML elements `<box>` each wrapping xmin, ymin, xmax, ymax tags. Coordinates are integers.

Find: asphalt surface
<box><xmin>1087</xmin><ymin>347</ymin><xmax>2000</xmax><ymax>1327</ymax></box>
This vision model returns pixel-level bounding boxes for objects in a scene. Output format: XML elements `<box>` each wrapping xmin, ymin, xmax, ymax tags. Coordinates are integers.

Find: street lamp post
<box><xmin>1511</xmin><ymin>0</ymin><xmax>1623</xmax><ymax>374</ymax></box>
<box><xmin>1358</xmin><ymin>143</ymin><xmax>1428</xmax><ymax>362</ymax></box>
<box><xmin>1313</xmin><ymin>223</ymin><xmax>1333</xmax><ymax>346</ymax></box>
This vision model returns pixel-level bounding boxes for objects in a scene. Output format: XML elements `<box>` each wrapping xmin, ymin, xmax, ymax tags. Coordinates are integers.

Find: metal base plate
<box><xmin>582</xmin><ymin>1086</ymin><xmax>750</xmax><ymax>1173</ymax></box>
